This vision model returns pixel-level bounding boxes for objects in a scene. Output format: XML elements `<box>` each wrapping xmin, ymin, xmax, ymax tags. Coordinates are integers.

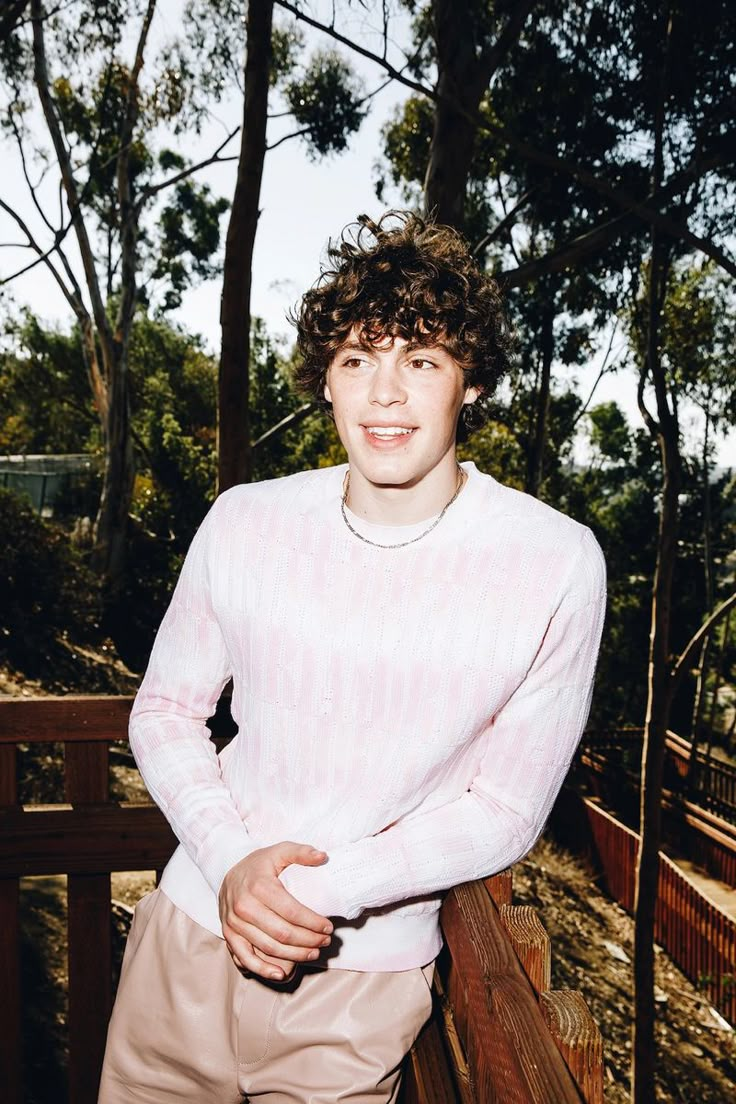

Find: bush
<box><xmin>0</xmin><ymin>487</ymin><xmax>100</xmax><ymax>674</ymax></box>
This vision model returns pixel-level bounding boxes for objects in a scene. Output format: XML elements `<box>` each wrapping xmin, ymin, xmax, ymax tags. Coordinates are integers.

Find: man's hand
<box><xmin>218</xmin><ymin>841</ymin><xmax>333</xmax><ymax>981</ymax></box>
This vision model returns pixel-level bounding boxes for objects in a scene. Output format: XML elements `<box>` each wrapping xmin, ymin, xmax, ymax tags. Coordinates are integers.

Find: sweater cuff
<box><xmin>197</xmin><ymin>821</ymin><xmax>256</xmax><ymax>898</ymax></box>
<box><xmin>280</xmin><ymin>832</ymin><xmax>411</xmax><ymax>920</ymax></box>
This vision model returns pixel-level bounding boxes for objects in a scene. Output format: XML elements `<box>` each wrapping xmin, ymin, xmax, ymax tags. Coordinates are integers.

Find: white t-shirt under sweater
<box><xmin>129</xmin><ymin>461</ymin><xmax>606</xmax><ymax>971</ymax></box>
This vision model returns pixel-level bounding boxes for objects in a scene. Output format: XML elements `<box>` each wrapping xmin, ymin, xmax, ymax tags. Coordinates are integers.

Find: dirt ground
<box><xmin>18</xmin><ymin>835</ymin><xmax>735</xmax><ymax>1104</ymax></box>
<box><xmin>511</xmin><ymin>837</ymin><xmax>736</xmax><ymax>1103</ymax></box>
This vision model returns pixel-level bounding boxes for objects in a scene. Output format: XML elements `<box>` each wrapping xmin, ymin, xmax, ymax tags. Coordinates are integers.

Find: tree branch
<box><xmin>569</xmin><ymin>321</ymin><xmax>622</xmax><ymax>432</ymax></box>
<box><xmin>0</xmin><ymin>194</ymin><xmax>86</xmax><ymax>317</ymax></box>
<box><xmin>276</xmin><ymin>0</ymin><xmax>736</xmax><ymax>276</ymax></box>
<box><xmin>275</xmin><ymin>0</ymin><xmax>433</xmax><ymax>99</ymax></box>
<box><xmin>30</xmin><ymin>0</ymin><xmax>112</xmax><ymax>348</ymax></box>
<box><xmin>252</xmin><ymin>402</ymin><xmax>317</xmax><ymax>448</ymax></box>
<box><xmin>472</xmin><ymin>188</ymin><xmax>534</xmax><ymax>256</ymax></box>
<box><xmin>479</xmin><ymin>0</ymin><xmax>537</xmax><ymax>86</ymax></box>
<box><xmin>138</xmin><ymin>127</ymin><xmax>241</xmax><ymax>205</ymax></box>
<box><xmin>499</xmin><ymin>212</ymin><xmax>633</xmax><ymax>288</ymax></box>
<box><xmin>637</xmin><ymin>360</ymin><xmax>659</xmax><ymax>438</ymax></box>
<box><xmin>115</xmin><ymin>0</ymin><xmax>157</xmax><ymax>338</ymax></box>
<box><xmin>671</xmin><ymin>591</ymin><xmax>736</xmax><ymax>700</ymax></box>
<box><xmin>266</xmin><ymin>126</ymin><xmax>312</xmax><ymax>152</ymax></box>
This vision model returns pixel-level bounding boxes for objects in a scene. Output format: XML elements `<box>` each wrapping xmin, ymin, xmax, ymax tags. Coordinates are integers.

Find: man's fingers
<box><xmin>272</xmin><ymin>842</ymin><xmax>328</xmax><ymax>872</ymax></box>
<box><xmin>237</xmin><ymin>919</ymin><xmax>328</xmax><ymax>963</ymax></box>
<box><xmin>253</xmin><ymin>947</ymin><xmax>297</xmax><ymax>980</ymax></box>
<box><xmin>231</xmin><ymin>879</ymin><xmax>333</xmax><ymax>938</ymax></box>
<box><xmin>224</xmin><ymin>931</ymin><xmax>287</xmax><ymax>982</ymax></box>
<box><xmin>226</xmin><ymin>903</ymin><xmax>331</xmax><ymax>957</ymax></box>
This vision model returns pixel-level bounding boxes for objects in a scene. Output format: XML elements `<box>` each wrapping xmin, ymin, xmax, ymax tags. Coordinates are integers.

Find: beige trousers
<box><xmin>98</xmin><ymin>889</ymin><xmax>434</xmax><ymax>1103</ymax></box>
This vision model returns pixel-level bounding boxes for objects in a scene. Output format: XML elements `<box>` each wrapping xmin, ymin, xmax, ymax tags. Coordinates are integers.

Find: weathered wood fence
<box><xmin>0</xmin><ymin>696</ymin><xmax>604</xmax><ymax>1104</ymax></box>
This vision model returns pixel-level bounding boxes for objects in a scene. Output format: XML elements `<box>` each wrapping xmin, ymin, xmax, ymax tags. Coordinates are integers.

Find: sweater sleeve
<box><xmin>128</xmin><ymin>496</ymin><xmax>254</xmax><ymax>897</ymax></box>
<box><xmin>280</xmin><ymin>527</ymin><xmax>606</xmax><ymax>920</ymax></box>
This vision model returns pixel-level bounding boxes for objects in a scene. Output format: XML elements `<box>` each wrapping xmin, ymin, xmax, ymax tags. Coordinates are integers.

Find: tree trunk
<box><xmin>526</xmin><ymin>306</ymin><xmax>554</xmax><ymax>498</ymax></box>
<box><xmin>632</xmin><ymin>237</ymin><xmax>679</xmax><ymax>1103</ymax></box>
<box><xmin>687</xmin><ymin>404</ymin><xmax>714</xmax><ymax>789</ymax></box>
<box><xmin>218</xmin><ymin>0</ymin><xmax>273</xmax><ymax>492</ymax></box>
<box><xmin>424</xmin><ymin>0</ymin><xmax>534</xmax><ymax>230</ymax></box>
<box><xmin>93</xmin><ymin>342</ymin><xmax>135</xmax><ymax>603</ymax></box>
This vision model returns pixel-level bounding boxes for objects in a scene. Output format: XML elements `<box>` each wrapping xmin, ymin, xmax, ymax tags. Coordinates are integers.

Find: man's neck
<box><xmin>343</xmin><ymin>456</ymin><xmax>465</xmax><ymax>527</ymax></box>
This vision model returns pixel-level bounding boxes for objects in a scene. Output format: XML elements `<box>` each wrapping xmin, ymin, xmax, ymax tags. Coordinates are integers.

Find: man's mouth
<box><xmin>363</xmin><ymin>426</ymin><xmax>416</xmax><ymax>439</ymax></box>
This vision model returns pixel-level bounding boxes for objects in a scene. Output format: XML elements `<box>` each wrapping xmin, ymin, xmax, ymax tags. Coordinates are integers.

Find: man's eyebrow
<box><xmin>404</xmin><ymin>339</ymin><xmax>450</xmax><ymax>354</ymax></box>
<box><xmin>335</xmin><ymin>340</ymin><xmax>373</xmax><ymax>353</ymax></box>
<box><xmin>333</xmin><ymin>337</ymin><xmax>450</xmax><ymax>355</ymax></box>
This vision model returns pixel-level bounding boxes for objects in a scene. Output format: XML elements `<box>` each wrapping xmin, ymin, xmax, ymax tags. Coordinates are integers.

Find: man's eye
<box><xmin>410</xmin><ymin>358</ymin><xmax>437</xmax><ymax>370</ymax></box>
<box><xmin>341</xmin><ymin>357</ymin><xmax>365</xmax><ymax>368</ymax></box>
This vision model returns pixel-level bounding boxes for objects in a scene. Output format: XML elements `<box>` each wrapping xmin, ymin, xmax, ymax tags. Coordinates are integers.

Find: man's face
<box><xmin>324</xmin><ymin>329</ymin><xmax>478</xmax><ymax>490</ymax></box>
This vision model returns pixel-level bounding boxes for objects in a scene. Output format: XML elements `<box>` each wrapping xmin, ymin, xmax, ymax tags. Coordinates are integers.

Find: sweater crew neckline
<box><xmin>335</xmin><ymin>461</ymin><xmax>488</xmax><ymax>548</ymax></box>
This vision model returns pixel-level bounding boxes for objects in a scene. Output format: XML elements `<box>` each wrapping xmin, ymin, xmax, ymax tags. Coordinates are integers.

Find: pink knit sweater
<box><xmin>129</xmin><ymin>462</ymin><xmax>606</xmax><ymax>971</ymax></box>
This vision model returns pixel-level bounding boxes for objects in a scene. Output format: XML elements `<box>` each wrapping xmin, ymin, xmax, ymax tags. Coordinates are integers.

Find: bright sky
<box><xmin>1</xmin><ymin>0</ymin><xmax>733</xmax><ymax>469</ymax></box>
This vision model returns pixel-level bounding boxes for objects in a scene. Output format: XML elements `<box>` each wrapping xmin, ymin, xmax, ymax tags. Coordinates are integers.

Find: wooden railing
<box><xmin>403</xmin><ymin>870</ymin><xmax>604</xmax><ymax>1103</ymax></box>
<box><xmin>562</xmin><ymin>795</ymin><xmax>736</xmax><ymax>1025</ymax></box>
<box><xmin>582</xmin><ymin>727</ymin><xmax>736</xmax><ymax>826</ymax></box>
<box><xmin>579</xmin><ymin>732</ymin><xmax>736</xmax><ymax>889</ymax></box>
<box><xmin>1</xmin><ymin>695</ymin><xmax>605</xmax><ymax>1104</ymax></box>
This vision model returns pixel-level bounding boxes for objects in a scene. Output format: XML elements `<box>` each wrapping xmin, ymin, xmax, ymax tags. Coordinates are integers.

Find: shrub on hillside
<box><xmin>0</xmin><ymin>488</ymin><xmax>100</xmax><ymax>674</ymax></box>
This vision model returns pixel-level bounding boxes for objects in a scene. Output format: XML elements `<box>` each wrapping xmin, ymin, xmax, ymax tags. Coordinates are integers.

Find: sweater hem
<box><xmin>159</xmin><ymin>844</ymin><xmax>443</xmax><ymax>972</ymax></box>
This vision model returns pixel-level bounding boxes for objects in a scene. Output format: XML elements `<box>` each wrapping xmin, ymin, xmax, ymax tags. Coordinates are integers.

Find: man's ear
<box><xmin>463</xmin><ymin>385</ymin><xmax>481</xmax><ymax>406</ymax></box>
<box><xmin>324</xmin><ymin>379</ymin><xmax>332</xmax><ymax>404</ymax></box>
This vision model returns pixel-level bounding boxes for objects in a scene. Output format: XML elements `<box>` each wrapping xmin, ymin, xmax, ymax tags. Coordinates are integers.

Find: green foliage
<box><xmin>377</xmin><ymin>96</ymin><xmax>433</xmax><ymax>203</ymax></box>
<box><xmin>148</xmin><ymin>175</ymin><xmax>230</xmax><ymax>311</ymax></box>
<box><xmin>0</xmin><ymin>487</ymin><xmax>100</xmax><ymax>675</ymax></box>
<box><xmin>0</xmin><ymin>313</ymin><xmax>98</xmax><ymax>455</ymax></box>
<box><xmin>285</xmin><ymin>49</ymin><xmax>367</xmax><ymax>158</ymax></box>
<box><xmin>2</xmin><ymin>2</ymin><xmax>231</xmax><ymax>316</ymax></box>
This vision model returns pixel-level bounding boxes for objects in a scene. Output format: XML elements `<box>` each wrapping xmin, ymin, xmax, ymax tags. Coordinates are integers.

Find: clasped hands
<box><xmin>218</xmin><ymin>841</ymin><xmax>333</xmax><ymax>982</ymax></box>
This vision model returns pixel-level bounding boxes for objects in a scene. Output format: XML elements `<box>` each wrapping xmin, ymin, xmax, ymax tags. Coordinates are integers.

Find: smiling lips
<box><xmin>363</xmin><ymin>425</ymin><xmax>417</xmax><ymax>444</ymax></box>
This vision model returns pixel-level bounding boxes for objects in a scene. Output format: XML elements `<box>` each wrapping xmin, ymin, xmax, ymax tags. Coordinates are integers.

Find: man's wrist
<box><xmin>197</xmin><ymin>822</ymin><xmax>254</xmax><ymax>898</ymax></box>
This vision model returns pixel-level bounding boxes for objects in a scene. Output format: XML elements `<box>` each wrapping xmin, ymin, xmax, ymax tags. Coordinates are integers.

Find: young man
<box><xmin>99</xmin><ymin>212</ymin><xmax>606</xmax><ymax>1102</ymax></box>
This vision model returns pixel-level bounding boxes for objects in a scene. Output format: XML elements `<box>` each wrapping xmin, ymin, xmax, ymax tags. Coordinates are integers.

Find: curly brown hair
<box><xmin>291</xmin><ymin>211</ymin><xmax>513</xmax><ymax>433</ymax></box>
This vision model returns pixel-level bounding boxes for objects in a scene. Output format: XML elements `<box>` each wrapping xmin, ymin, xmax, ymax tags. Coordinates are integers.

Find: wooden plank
<box><xmin>0</xmin><ymin>879</ymin><xmax>22</xmax><ymax>1104</ymax></box>
<box><xmin>0</xmin><ymin>743</ymin><xmax>21</xmax><ymax>1104</ymax></box>
<box><xmin>441</xmin><ymin>882</ymin><xmax>583</xmax><ymax>1103</ymax></box>
<box><xmin>499</xmin><ymin>904</ymin><xmax>551</xmax><ymax>996</ymax></box>
<box><xmin>0</xmin><ymin>696</ymin><xmax>133</xmax><ymax>744</ymax></box>
<box><xmin>405</xmin><ymin>1014</ymin><xmax>462</xmax><ymax>1104</ymax></box>
<box><xmin>0</xmin><ymin>804</ymin><xmax>178</xmax><ymax>876</ymax></box>
<box><xmin>66</xmin><ymin>742</ymin><xmax>112</xmax><ymax>1104</ymax></box>
<box><xmin>67</xmin><ymin>871</ymin><xmax>112</xmax><ymax>1104</ymax></box>
<box><xmin>0</xmin><ymin>695</ymin><xmax>237</xmax><ymax>746</ymax></box>
<box><xmin>66</xmin><ymin>740</ymin><xmax>109</xmax><ymax>800</ymax></box>
<box><xmin>484</xmin><ymin>868</ymin><xmax>512</xmax><ymax>907</ymax></box>
<box><xmin>0</xmin><ymin>742</ymin><xmax>16</xmax><ymax>804</ymax></box>
<box><xmin>539</xmin><ymin>990</ymin><xmax>604</xmax><ymax>1104</ymax></box>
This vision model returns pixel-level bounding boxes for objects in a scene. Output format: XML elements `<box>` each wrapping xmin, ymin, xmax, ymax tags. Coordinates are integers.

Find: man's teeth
<box><xmin>366</xmin><ymin>427</ymin><xmax>414</xmax><ymax>436</ymax></box>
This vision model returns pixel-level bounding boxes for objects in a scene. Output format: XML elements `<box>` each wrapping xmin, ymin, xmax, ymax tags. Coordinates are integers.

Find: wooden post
<box><xmin>0</xmin><ymin>742</ymin><xmax>22</xmax><ymax>1104</ymax></box>
<box><xmin>499</xmin><ymin>904</ymin><xmax>552</xmax><ymax>996</ymax></box>
<box><xmin>65</xmin><ymin>741</ymin><xmax>112</xmax><ymax>1104</ymax></box>
<box><xmin>485</xmin><ymin>867</ymin><xmax>513</xmax><ymax>907</ymax></box>
<box><xmin>540</xmin><ymin>990</ymin><xmax>604</xmax><ymax>1104</ymax></box>
<box><xmin>441</xmin><ymin>881</ymin><xmax>584</xmax><ymax>1102</ymax></box>
<box><xmin>404</xmin><ymin>1016</ymin><xmax>461</xmax><ymax>1104</ymax></box>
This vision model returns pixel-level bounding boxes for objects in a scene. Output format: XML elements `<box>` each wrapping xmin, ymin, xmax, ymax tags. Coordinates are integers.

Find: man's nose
<box><xmin>368</xmin><ymin>362</ymin><xmax>407</xmax><ymax>405</ymax></box>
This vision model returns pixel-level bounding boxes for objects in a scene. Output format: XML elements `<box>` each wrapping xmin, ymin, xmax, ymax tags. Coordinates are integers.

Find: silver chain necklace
<box><xmin>340</xmin><ymin>466</ymin><xmax>466</xmax><ymax>550</ymax></box>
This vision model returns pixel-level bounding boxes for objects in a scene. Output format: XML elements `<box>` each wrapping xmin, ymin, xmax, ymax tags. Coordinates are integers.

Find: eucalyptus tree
<box><xmin>181</xmin><ymin>0</ymin><xmax>369</xmax><ymax>489</ymax></box>
<box><xmin>0</xmin><ymin>0</ymin><xmax>232</xmax><ymax>614</ymax></box>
